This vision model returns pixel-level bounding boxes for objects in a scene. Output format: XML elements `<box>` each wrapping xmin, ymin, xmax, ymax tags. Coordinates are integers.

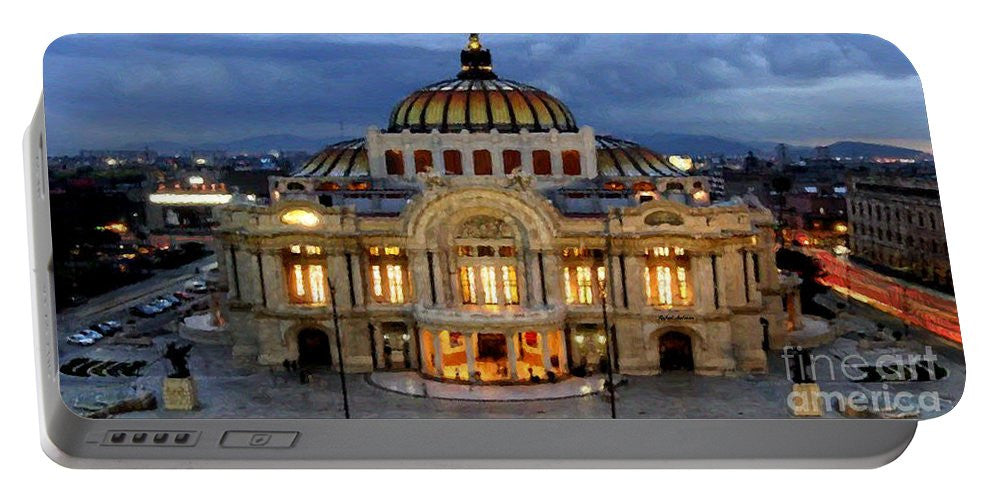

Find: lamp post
<box><xmin>327</xmin><ymin>278</ymin><xmax>351</xmax><ymax>419</ymax></box>
<box><xmin>598</xmin><ymin>208</ymin><xmax>619</xmax><ymax>419</ymax></box>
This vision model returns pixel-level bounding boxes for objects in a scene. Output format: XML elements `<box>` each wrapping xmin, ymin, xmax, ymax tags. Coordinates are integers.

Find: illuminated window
<box><xmin>386</xmin><ymin>264</ymin><xmax>405</xmax><ymax>303</ymax></box>
<box><xmin>562</xmin><ymin>248</ymin><xmax>605</xmax><ymax>305</ymax></box>
<box><xmin>502</xmin><ymin>265</ymin><xmax>519</xmax><ymax>305</ymax></box>
<box><xmin>644</xmin><ymin>246</ymin><xmax>692</xmax><ymax>307</ymax></box>
<box><xmin>456</xmin><ymin>247</ymin><xmax>519</xmax><ymax>307</ymax></box>
<box><xmin>576</xmin><ymin>266</ymin><xmax>594</xmax><ymax>304</ymax></box>
<box><xmin>281</xmin><ymin>208</ymin><xmax>320</xmax><ymax>227</ymax></box>
<box><xmin>368</xmin><ymin>246</ymin><xmax>408</xmax><ymax>304</ymax></box>
<box><xmin>283</xmin><ymin>246</ymin><xmax>327</xmax><ymax>305</ymax></box>
<box><xmin>480</xmin><ymin>266</ymin><xmax>498</xmax><ymax>304</ymax></box>
<box><xmin>460</xmin><ymin>266</ymin><xmax>477</xmax><ymax>304</ymax></box>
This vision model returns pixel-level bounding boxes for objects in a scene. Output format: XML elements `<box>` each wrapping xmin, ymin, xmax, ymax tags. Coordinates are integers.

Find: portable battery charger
<box><xmin>27</xmin><ymin>33</ymin><xmax>963</xmax><ymax>467</ymax></box>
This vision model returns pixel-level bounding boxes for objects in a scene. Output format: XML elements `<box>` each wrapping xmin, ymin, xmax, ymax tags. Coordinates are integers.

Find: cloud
<box><xmin>43</xmin><ymin>34</ymin><xmax>928</xmax><ymax>153</ymax></box>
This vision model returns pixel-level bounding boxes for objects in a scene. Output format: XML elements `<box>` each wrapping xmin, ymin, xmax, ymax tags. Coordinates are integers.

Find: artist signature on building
<box><xmin>658</xmin><ymin>313</ymin><xmax>695</xmax><ymax>321</ymax></box>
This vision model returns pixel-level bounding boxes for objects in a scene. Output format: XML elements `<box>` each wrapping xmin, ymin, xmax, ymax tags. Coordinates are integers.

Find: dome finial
<box><xmin>458</xmin><ymin>33</ymin><xmax>497</xmax><ymax>79</ymax></box>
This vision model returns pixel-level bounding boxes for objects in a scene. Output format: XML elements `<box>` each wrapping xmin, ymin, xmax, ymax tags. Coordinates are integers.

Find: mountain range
<box><xmin>116</xmin><ymin>133</ymin><xmax>928</xmax><ymax>160</ymax></box>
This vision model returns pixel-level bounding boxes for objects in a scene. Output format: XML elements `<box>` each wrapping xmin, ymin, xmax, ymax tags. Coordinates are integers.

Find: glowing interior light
<box><xmin>576</xmin><ymin>266</ymin><xmax>593</xmax><ymax>304</ymax></box>
<box><xmin>280</xmin><ymin>209</ymin><xmax>320</xmax><ymax>227</ymax></box>
<box><xmin>371</xmin><ymin>265</ymin><xmax>383</xmax><ymax>297</ymax></box>
<box><xmin>563</xmin><ymin>268</ymin><xmax>574</xmax><ymax>304</ymax></box>
<box><xmin>480</xmin><ymin>266</ymin><xmax>498</xmax><ymax>304</ymax></box>
<box><xmin>387</xmin><ymin>264</ymin><xmax>404</xmax><ymax>303</ymax></box>
<box><xmin>149</xmin><ymin>193</ymin><xmax>233</xmax><ymax>205</ymax></box>
<box><xmin>502</xmin><ymin>265</ymin><xmax>519</xmax><ymax>304</ymax></box>
<box><xmin>308</xmin><ymin>264</ymin><xmax>326</xmax><ymax>303</ymax></box>
<box><xmin>293</xmin><ymin>265</ymin><xmax>305</xmax><ymax>297</ymax></box>
<box><xmin>188</xmin><ymin>175</ymin><xmax>205</xmax><ymax>186</ymax></box>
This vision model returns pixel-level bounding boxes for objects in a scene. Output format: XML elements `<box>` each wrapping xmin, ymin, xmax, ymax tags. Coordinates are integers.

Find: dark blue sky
<box><xmin>43</xmin><ymin>34</ymin><xmax>931</xmax><ymax>155</ymax></box>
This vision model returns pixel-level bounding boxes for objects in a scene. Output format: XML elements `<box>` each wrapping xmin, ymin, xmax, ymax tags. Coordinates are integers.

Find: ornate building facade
<box><xmin>214</xmin><ymin>35</ymin><xmax>799</xmax><ymax>383</ymax></box>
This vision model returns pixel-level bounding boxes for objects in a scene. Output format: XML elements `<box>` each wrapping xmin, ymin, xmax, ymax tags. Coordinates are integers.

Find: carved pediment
<box><xmin>458</xmin><ymin>215</ymin><xmax>513</xmax><ymax>238</ymax></box>
<box><xmin>644</xmin><ymin>210</ymin><xmax>684</xmax><ymax>226</ymax></box>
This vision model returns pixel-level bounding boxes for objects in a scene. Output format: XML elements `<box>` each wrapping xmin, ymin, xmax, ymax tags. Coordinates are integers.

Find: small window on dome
<box><xmin>443</xmin><ymin>150</ymin><xmax>463</xmax><ymax>175</ymax></box>
<box><xmin>502</xmin><ymin>150</ymin><xmax>522</xmax><ymax>174</ymax></box>
<box><xmin>532</xmin><ymin>150</ymin><xmax>552</xmax><ymax>175</ymax></box>
<box><xmin>414</xmin><ymin>150</ymin><xmax>433</xmax><ymax>173</ymax></box>
<box><xmin>286</xmin><ymin>182</ymin><xmax>306</xmax><ymax>191</ymax></box>
<box><xmin>385</xmin><ymin>149</ymin><xmax>404</xmax><ymax>175</ymax></box>
<box><xmin>562</xmin><ymin>150</ymin><xmax>581</xmax><ymax>176</ymax></box>
<box><xmin>473</xmin><ymin>150</ymin><xmax>493</xmax><ymax>175</ymax></box>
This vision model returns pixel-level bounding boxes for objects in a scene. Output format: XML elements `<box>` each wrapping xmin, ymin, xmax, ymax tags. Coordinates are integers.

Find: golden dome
<box><xmin>293</xmin><ymin>138</ymin><xmax>368</xmax><ymax>177</ymax></box>
<box><xmin>595</xmin><ymin>136</ymin><xmax>688</xmax><ymax>177</ymax></box>
<box><xmin>387</xmin><ymin>35</ymin><xmax>577</xmax><ymax>134</ymax></box>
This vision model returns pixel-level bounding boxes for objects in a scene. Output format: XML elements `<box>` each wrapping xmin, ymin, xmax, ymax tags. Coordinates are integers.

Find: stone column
<box><xmin>403</xmin><ymin>149</ymin><xmax>415</xmax><ymax>178</ymax></box>
<box><xmin>349</xmin><ymin>251</ymin><xmax>366</xmax><ymax>307</ymax></box>
<box><xmin>494</xmin><ymin>147</ymin><xmax>506</xmax><ymax>174</ymax></box>
<box><xmin>744</xmin><ymin>250</ymin><xmax>759</xmax><ymax>304</ymax></box>
<box><xmin>372</xmin><ymin>323</ymin><xmax>385</xmax><ymax>369</ymax></box>
<box><xmin>721</xmin><ymin>249</ymin><xmax>745</xmax><ymax>307</ymax></box>
<box><xmin>543</xmin><ymin>251</ymin><xmax>563</xmax><ymax>305</ymax></box>
<box><xmin>517</xmin><ymin>253</ymin><xmax>531</xmax><ymax>307</ymax></box>
<box><xmin>693</xmin><ymin>254</ymin><xmax>716</xmax><ymax>313</ymax></box>
<box><xmin>506</xmin><ymin>332</ymin><xmax>518</xmax><ymax>380</ymax></box>
<box><xmin>527</xmin><ymin>251</ymin><xmax>545</xmax><ymax>306</ymax></box>
<box><xmin>551</xmin><ymin>148</ymin><xmax>563</xmax><ymax>176</ymax></box>
<box><xmin>260</xmin><ymin>251</ymin><xmax>284</xmax><ymax>308</ymax></box>
<box><xmin>610</xmin><ymin>253</ymin><xmax>625</xmax><ymax>309</ymax></box>
<box><xmin>466</xmin><ymin>332</ymin><xmax>477</xmax><ymax>377</ymax></box>
<box><xmin>541</xmin><ymin>331</ymin><xmax>553</xmax><ymax>372</ymax></box>
<box><xmin>410</xmin><ymin>250</ymin><xmax>432</xmax><ymax>306</ymax></box>
<box><xmin>432</xmin><ymin>249</ymin><xmax>449</xmax><ymax>306</ymax></box>
<box><xmin>623</xmin><ymin>253</ymin><xmax>646</xmax><ymax>311</ymax></box>
<box><xmin>329</xmin><ymin>252</ymin><xmax>350</xmax><ymax>309</ymax></box>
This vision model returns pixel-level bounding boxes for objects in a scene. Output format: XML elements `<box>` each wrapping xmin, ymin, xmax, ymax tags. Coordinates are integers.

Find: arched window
<box><xmin>282</xmin><ymin>245</ymin><xmax>328</xmax><ymax>305</ymax></box>
<box><xmin>443</xmin><ymin>150</ymin><xmax>463</xmax><ymax>175</ymax></box>
<box><xmin>385</xmin><ymin>149</ymin><xmax>404</xmax><ymax>175</ymax></box>
<box><xmin>285</xmin><ymin>182</ymin><xmax>306</xmax><ymax>191</ymax></box>
<box><xmin>414</xmin><ymin>150</ymin><xmax>433</xmax><ymax>173</ymax></box>
<box><xmin>532</xmin><ymin>150</ymin><xmax>552</xmax><ymax>175</ymax></box>
<box><xmin>502</xmin><ymin>150</ymin><xmax>522</xmax><ymax>174</ymax></box>
<box><xmin>472</xmin><ymin>150</ymin><xmax>493</xmax><ymax>175</ymax></box>
<box><xmin>562</xmin><ymin>150</ymin><xmax>581</xmax><ymax>176</ymax></box>
<box><xmin>455</xmin><ymin>217</ymin><xmax>520</xmax><ymax>306</ymax></box>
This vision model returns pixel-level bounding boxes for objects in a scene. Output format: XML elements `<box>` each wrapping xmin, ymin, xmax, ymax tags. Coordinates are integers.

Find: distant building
<box><xmin>847</xmin><ymin>174</ymin><xmax>950</xmax><ymax>289</ymax></box>
<box><xmin>774</xmin><ymin>143</ymin><xmax>790</xmax><ymax>170</ymax></box>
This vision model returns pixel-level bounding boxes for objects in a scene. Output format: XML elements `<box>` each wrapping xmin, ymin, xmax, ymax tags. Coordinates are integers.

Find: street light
<box><xmin>327</xmin><ymin>277</ymin><xmax>351</xmax><ymax>419</ymax></box>
<box><xmin>598</xmin><ymin>209</ymin><xmax>619</xmax><ymax>419</ymax></box>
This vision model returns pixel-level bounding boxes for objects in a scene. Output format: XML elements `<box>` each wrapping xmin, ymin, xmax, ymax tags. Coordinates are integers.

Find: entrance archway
<box><xmin>658</xmin><ymin>331</ymin><xmax>694</xmax><ymax>372</ymax></box>
<box><xmin>297</xmin><ymin>328</ymin><xmax>332</xmax><ymax>367</ymax></box>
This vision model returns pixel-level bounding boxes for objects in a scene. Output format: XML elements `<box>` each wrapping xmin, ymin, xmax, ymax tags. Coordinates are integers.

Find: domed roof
<box><xmin>387</xmin><ymin>34</ymin><xmax>577</xmax><ymax>134</ymax></box>
<box><xmin>293</xmin><ymin>138</ymin><xmax>369</xmax><ymax>177</ymax></box>
<box><xmin>595</xmin><ymin>136</ymin><xmax>688</xmax><ymax>177</ymax></box>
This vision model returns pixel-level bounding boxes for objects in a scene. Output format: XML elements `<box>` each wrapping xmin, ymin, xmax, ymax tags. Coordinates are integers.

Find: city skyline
<box><xmin>43</xmin><ymin>34</ymin><xmax>932</xmax><ymax>155</ymax></box>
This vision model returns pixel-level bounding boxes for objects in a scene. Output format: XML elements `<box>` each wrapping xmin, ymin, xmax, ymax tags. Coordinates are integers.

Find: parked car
<box><xmin>79</xmin><ymin>329</ymin><xmax>103</xmax><ymax>341</ymax></box>
<box><xmin>130</xmin><ymin>304</ymin><xmax>160</xmax><ymax>317</ymax></box>
<box><xmin>158</xmin><ymin>295</ymin><xmax>181</xmax><ymax>307</ymax></box>
<box><xmin>173</xmin><ymin>291</ymin><xmax>195</xmax><ymax>301</ymax></box>
<box><xmin>101</xmin><ymin>320</ymin><xmax>123</xmax><ymax>333</ymax></box>
<box><xmin>151</xmin><ymin>298</ymin><xmax>174</xmax><ymax>311</ymax></box>
<box><xmin>187</xmin><ymin>280</ymin><xmax>208</xmax><ymax>293</ymax></box>
<box><xmin>66</xmin><ymin>333</ymin><xmax>95</xmax><ymax>346</ymax></box>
